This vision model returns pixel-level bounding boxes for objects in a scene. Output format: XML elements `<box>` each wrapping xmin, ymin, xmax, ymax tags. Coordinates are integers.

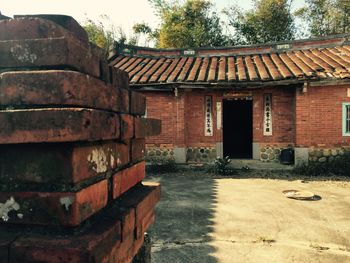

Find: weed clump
<box><xmin>207</xmin><ymin>156</ymin><xmax>236</xmax><ymax>176</ymax></box>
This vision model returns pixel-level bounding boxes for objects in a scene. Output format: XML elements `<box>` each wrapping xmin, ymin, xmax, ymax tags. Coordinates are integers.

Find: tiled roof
<box><xmin>109</xmin><ymin>34</ymin><xmax>350</xmax><ymax>87</ymax></box>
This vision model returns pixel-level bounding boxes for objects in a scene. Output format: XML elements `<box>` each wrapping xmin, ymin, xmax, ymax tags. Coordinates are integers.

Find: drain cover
<box><xmin>282</xmin><ymin>190</ymin><xmax>315</xmax><ymax>200</ymax></box>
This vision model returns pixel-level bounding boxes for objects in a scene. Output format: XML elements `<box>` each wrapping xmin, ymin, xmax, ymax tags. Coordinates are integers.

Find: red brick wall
<box><xmin>144</xmin><ymin>90</ymin><xmax>222</xmax><ymax>148</ymax></box>
<box><xmin>144</xmin><ymin>91</ymin><xmax>186</xmax><ymax>147</ymax></box>
<box><xmin>296</xmin><ymin>84</ymin><xmax>350</xmax><ymax>147</ymax></box>
<box><xmin>144</xmin><ymin>88</ymin><xmax>296</xmax><ymax>149</ymax></box>
<box><xmin>143</xmin><ymin>84</ymin><xmax>350</xmax><ymax>154</ymax></box>
<box><xmin>253</xmin><ymin>87</ymin><xmax>295</xmax><ymax>145</ymax></box>
<box><xmin>185</xmin><ymin>91</ymin><xmax>221</xmax><ymax>147</ymax></box>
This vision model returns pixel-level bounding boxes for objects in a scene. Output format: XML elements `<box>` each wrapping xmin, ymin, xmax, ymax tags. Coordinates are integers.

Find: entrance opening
<box><xmin>223</xmin><ymin>99</ymin><xmax>253</xmax><ymax>159</ymax></box>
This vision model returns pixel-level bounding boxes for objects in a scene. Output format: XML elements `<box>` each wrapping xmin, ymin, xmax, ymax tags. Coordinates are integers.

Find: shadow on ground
<box><xmin>145</xmin><ymin>169</ymin><xmax>350</xmax><ymax>263</ymax></box>
<box><xmin>145</xmin><ymin>172</ymin><xmax>218</xmax><ymax>263</ymax></box>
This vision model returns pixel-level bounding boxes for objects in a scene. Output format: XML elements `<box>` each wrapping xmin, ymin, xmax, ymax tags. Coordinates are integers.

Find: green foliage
<box><xmin>294</xmin><ymin>152</ymin><xmax>350</xmax><ymax>176</ymax></box>
<box><xmin>295</xmin><ymin>0</ymin><xmax>350</xmax><ymax>36</ymax></box>
<box><xmin>146</xmin><ymin>159</ymin><xmax>178</xmax><ymax>174</ymax></box>
<box><xmin>207</xmin><ymin>156</ymin><xmax>235</xmax><ymax>176</ymax></box>
<box><xmin>225</xmin><ymin>0</ymin><xmax>295</xmax><ymax>45</ymax></box>
<box><xmin>148</xmin><ymin>0</ymin><xmax>227</xmax><ymax>48</ymax></box>
<box><xmin>132</xmin><ymin>22</ymin><xmax>156</xmax><ymax>46</ymax></box>
<box><xmin>82</xmin><ymin>15</ymin><xmax>131</xmax><ymax>56</ymax></box>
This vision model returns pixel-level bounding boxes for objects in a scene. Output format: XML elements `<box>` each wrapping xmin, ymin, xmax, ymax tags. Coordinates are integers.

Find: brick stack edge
<box><xmin>0</xmin><ymin>15</ymin><xmax>161</xmax><ymax>263</ymax></box>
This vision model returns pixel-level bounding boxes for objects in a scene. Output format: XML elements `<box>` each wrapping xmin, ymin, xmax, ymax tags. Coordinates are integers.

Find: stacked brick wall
<box><xmin>253</xmin><ymin>87</ymin><xmax>296</xmax><ymax>145</ymax></box>
<box><xmin>0</xmin><ymin>15</ymin><xmax>161</xmax><ymax>263</ymax></box>
<box><xmin>296</xmin><ymin>85</ymin><xmax>350</xmax><ymax>147</ymax></box>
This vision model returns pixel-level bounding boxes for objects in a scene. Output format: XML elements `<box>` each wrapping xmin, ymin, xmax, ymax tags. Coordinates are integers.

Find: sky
<box><xmin>0</xmin><ymin>0</ymin><xmax>306</xmax><ymax>45</ymax></box>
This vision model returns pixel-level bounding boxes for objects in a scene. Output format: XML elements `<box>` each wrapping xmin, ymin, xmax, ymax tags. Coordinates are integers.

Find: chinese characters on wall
<box><xmin>205</xmin><ymin>96</ymin><xmax>213</xmax><ymax>136</ymax></box>
<box><xmin>263</xmin><ymin>94</ymin><xmax>272</xmax><ymax>136</ymax></box>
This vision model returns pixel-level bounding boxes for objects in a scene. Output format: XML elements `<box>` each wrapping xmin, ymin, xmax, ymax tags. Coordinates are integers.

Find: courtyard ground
<box><xmin>145</xmin><ymin>170</ymin><xmax>350</xmax><ymax>263</ymax></box>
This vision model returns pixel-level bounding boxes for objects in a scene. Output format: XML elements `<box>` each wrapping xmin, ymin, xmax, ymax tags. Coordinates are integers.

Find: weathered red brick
<box><xmin>0</xmin><ymin>108</ymin><xmax>120</xmax><ymax>144</ymax></box>
<box><xmin>116</xmin><ymin>87</ymin><xmax>130</xmax><ymax>113</ymax></box>
<box><xmin>13</xmin><ymin>15</ymin><xmax>89</xmax><ymax>43</ymax></box>
<box><xmin>135</xmin><ymin>118</ymin><xmax>161</xmax><ymax>138</ymax></box>
<box><xmin>131</xmin><ymin>139</ymin><xmax>145</xmax><ymax>162</ymax></box>
<box><xmin>120</xmin><ymin>114</ymin><xmax>134</xmax><ymax>140</ymax></box>
<box><xmin>110</xmin><ymin>67</ymin><xmax>129</xmax><ymax>89</ymax></box>
<box><xmin>117</xmin><ymin>208</ymin><xmax>136</xmax><ymax>241</ymax></box>
<box><xmin>10</xmin><ymin>216</ymin><xmax>121</xmax><ymax>263</ymax></box>
<box><xmin>115</xmin><ymin>141</ymin><xmax>131</xmax><ymax>167</ymax></box>
<box><xmin>130</xmin><ymin>91</ymin><xmax>146</xmax><ymax>116</ymax></box>
<box><xmin>0</xmin><ymin>37</ymin><xmax>100</xmax><ymax>78</ymax></box>
<box><xmin>0</xmin><ymin>233</ymin><xmax>18</xmax><ymax>263</ymax></box>
<box><xmin>0</xmin><ymin>180</ymin><xmax>108</xmax><ymax>226</ymax></box>
<box><xmin>0</xmin><ymin>141</ymin><xmax>129</xmax><ymax>184</ymax></box>
<box><xmin>112</xmin><ymin>161</ymin><xmax>146</xmax><ymax>199</ymax></box>
<box><xmin>139</xmin><ymin>211</ymin><xmax>155</xmax><ymax>239</ymax></box>
<box><xmin>131</xmin><ymin>232</ymin><xmax>147</xmax><ymax>261</ymax></box>
<box><xmin>119</xmin><ymin>182</ymin><xmax>161</xmax><ymax>226</ymax></box>
<box><xmin>0</xmin><ymin>70</ymin><xmax>123</xmax><ymax>112</ymax></box>
<box><xmin>99</xmin><ymin>60</ymin><xmax>111</xmax><ymax>84</ymax></box>
<box><xmin>0</xmin><ymin>17</ymin><xmax>88</xmax><ymax>43</ymax></box>
<box><xmin>108</xmin><ymin>231</ymin><xmax>136</xmax><ymax>263</ymax></box>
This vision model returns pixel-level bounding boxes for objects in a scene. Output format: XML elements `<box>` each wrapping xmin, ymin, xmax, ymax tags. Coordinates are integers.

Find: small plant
<box><xmin>146</xmin><ymin>159</ymin><xmax>178</xmax><ymax>174</ymax></box>
<box><xmin>207</xmin><ymin>156</ymin><xmax>235</xmax><ymax>176</ymax></box>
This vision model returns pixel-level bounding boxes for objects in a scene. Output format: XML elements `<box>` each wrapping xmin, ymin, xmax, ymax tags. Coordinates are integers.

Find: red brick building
<box><xmin>110</xmin><ymin>35</ymin><xmax>350</xmax><ymax>165</ymax></box>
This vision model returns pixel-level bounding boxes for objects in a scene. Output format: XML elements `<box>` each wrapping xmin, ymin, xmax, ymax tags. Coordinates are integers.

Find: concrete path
<box><xmin>145</xmin><ymin>172</ymin><xmax>350</xmax><ymax>263</ymax></box>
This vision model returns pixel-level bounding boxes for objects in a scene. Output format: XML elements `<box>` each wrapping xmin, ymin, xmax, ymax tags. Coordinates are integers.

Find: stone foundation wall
<box><xmin>146</xmin><ymin>146</ymin><xmax>175</xmax><ymax>163</ymax></box>
<box><xmin>260</xmin><ymin>146</ymin><xmax>292</xmax><ymax>162</ymax></box>
<box><xmin>308</xmin><ymin>147</ymin><xmax>350</xmax><ymax>162</ymax></box>
<box><xmin>186</xmin><ymin>147</ymin><xmax>217</xmax><ymax>163</ymax></box>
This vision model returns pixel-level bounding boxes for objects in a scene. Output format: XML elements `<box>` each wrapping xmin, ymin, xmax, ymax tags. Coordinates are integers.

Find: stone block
<box><xmin>295</xmin><ymin>147</ymin><xmax>309</xmax><ymax>166</ymax></box>
<box><xmin>0</xmin><ymin>233</ymin><xmax>18</xmax><ymax>263</ymax></box>
<box><xmin>130</xmin><ymin>91</ymin><xmax>146</xmax><ymax>116</ymax></box>
<box><xmin>132</xmin><ymin>139</ymin><xmax>145</xmax><ymax>162</ymax></box>
<box><xmin>0</xmin><ymin>141</ymin><xmax>130</xmax><ymax>185</ymax></box>
<box><xmin>0</xmin><ymin>17</ymin><xmax>88</xmax><ymax>43</ymax></box>
<box><xmin>113</xmin><ymin>162</ymin><xmax>146</xmax><ymax>199</ymax></box>
<box><xmin>110</xmin><ymin>67</ymin><xmax>130</xmax><ymax>89</ymax></box>
<box><xmin>0</xmin><ymin>108</ymin><xmax>120</xmax><ymax>144</ymax></box>
<box><xmin>135</xmin><ymin>118</ymin><xmax>161</xmax><ymax>138</ymax></box>
<box><xmin>10</xmin><ymin>213</ymin><xmax>122</xmax><ymax>262</ymax></box>
<box><xmin>121</xmin><ymin>114</ymin><xmax>135</xmax><ymax>140</ymax></box>
<box><xmin>0</xmin><ymin>37</ymin><xmax>100</xmax><ymax>78</ymax></box>
<box><xmin>0</xmin><ymin>70</ymin><xmax>127</xmax><ymax>112</ymax></box>
<box><xmin>0</xmin><ymin>180</ymin><xmax>108</xmax><ymax>226</ymax></box>
<box><xmin>13</xmin><ymin>15</ymin><xmax>89</xmax><ymax>43</ymax></box>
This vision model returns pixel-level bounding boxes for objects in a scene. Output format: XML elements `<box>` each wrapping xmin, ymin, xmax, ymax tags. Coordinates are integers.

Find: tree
<box><xmin>132</xmin><ymin>22</ymin><xmax>154</xmax><ymax>46</ymax></box>
<box><xmin>82</xmin><ymin>15</ymin><xmax>130</xmax><ymax>56</ymax></box>
<box><xmin>148</xmin><ymin>0</ymin><xmax>227</xmax><ymax>48</ymax></box>
<box><xmin>225</xmin><ymin>0</ymin><xmax>295</xmax><ymax>45</ymax></box>
<box><xmin>295</xmin><ymin>0</ymin><xmax>350</xmax><ymax>36</ymax></box>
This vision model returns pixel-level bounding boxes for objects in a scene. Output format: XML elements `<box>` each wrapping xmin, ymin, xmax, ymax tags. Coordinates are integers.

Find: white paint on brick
<box><xmin>60</xmin><ymin>196</ymin><xmax>75</xmax><ymax>211</ymax></box>
<box><xmin>0</xmin><ymin>197</ymin><xmax>21</xmax><ymax>222</ymax></box>
<box><xmin>87</xmin><ymin>148</ymin><xmax>108</xmax><ymax>173</ymax></box>
<box><xmin>10</xmin><ymin>44</ymin><xmax>37</xmax><ymax>63</ymax></box>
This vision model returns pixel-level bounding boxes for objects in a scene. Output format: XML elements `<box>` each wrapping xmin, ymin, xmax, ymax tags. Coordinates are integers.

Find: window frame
<box><xmin>342</xmin><ymin>102</ymin><xmax>350</xmax><ymax>136</ymax></box>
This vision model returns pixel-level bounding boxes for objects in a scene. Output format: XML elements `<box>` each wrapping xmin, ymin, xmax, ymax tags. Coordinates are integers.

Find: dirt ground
<box><xmin>145</xmin><ymin>170</ymin><xmax>350</xmax><ymax>263</ymax></box>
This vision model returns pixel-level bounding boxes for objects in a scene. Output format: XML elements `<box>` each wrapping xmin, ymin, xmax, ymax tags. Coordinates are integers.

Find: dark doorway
<box><xmin>223</xmin><ymin>99</ymin><xmax>253</xmax><ymax>158</ymax></box>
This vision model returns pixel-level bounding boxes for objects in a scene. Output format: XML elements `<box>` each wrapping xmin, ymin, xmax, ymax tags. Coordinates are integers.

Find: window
<box><xmin>343</xmin><ymin>103</ymin><xmax>350</xmax><ymax>136</ymax></box>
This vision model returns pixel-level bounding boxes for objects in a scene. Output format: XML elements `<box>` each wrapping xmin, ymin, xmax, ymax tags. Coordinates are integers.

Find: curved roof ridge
<box><xmin>110</xmin><ymin>33</ymin><xmax>350</xmax><ymax>59</ymax></box>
